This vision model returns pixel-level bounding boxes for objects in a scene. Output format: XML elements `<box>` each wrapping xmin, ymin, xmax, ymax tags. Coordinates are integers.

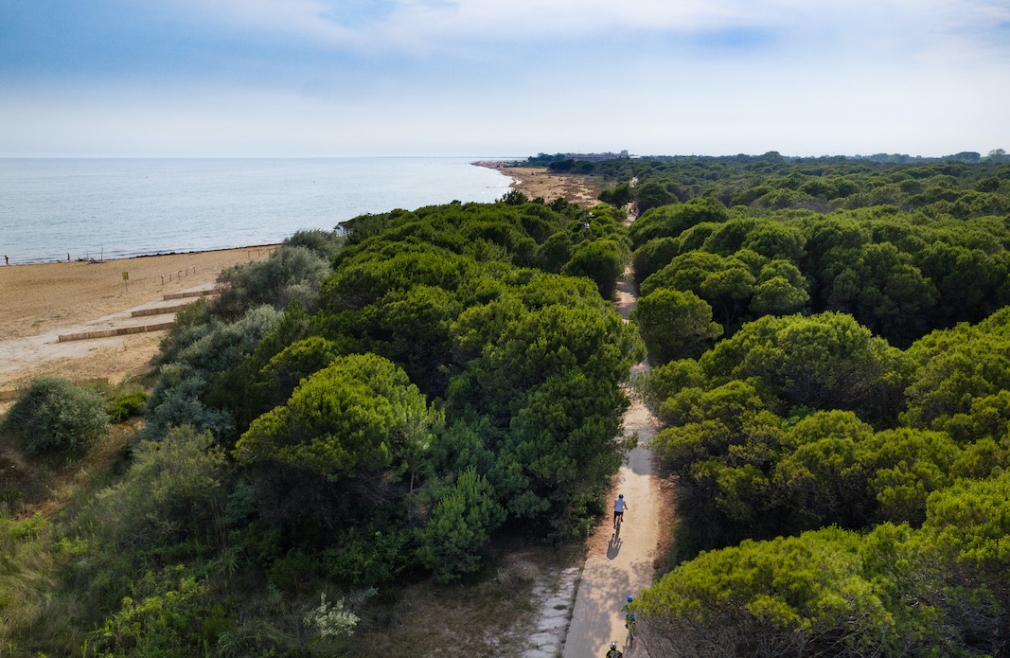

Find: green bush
<box><xmin>106</xmin><ymin>389</ymin><xmax>148</xmax><ymax>423</ymax></box>
<box><xmin>216</xmin><ymin>245</ymin><xmax>331</xmax><ymax>320</ymax></box>
<box><xmin>417</xmin><ymin>469</ymin><xmax>505</xmax><ymax>581</ymax></box>
<box><xmin>632</xmin><ymin>288</ymin><xmax>723</xmax><ymax>364</ymax></box>
<box><xmin>94</xmin><ymin>426</ymin><xmax>228</xmax><ymax>547</ymax></box>
<box><xmin>283</xmin><ymin>228</ymin><xmax>344</xmax><ymax>260</ymax></box>
<box><xmin>561</xmin><ymin>238</ymin><xmax>627</xmax><ymax>299</ymax></box>
<box><xmin>92</xmin><ymin>565</ymin><xmax>214</xmax><ymax>657</ymax></box>
<box><xmin>2</xmin><ymin>377</ymin><xmax>109</xmax><ymax>455</ymax></box>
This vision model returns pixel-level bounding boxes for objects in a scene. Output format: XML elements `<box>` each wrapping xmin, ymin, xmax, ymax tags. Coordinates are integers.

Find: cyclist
<box><xmin>614</xmin><ymin>493</ymin><xmax>628</xmax><ymax>529</ymax></box>
<box><xmin>623</xmin><ymin>595</ymin><xmax>637</xmax><ymax>638</ymax></box>
<box><xmin>605</xmin><ymin>640</ymin><xmax>623</xmax><ymax>658</ymax></box>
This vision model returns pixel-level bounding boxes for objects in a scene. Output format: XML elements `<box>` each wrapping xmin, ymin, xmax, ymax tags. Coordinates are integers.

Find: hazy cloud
<box><xmin>165</xmin><ymin>0</ymin><xmax>1010</xmax><ymax>58</ymax></box>
<box><xmin>1</xmin><ymin>0</ymin><xmax>1007</xmax><ymax>156</ymax></box>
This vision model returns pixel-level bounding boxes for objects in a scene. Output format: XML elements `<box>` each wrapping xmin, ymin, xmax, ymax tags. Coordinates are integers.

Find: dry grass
<box><xmin>0</xmin><ymin>419</ymin><xmax>136</xmax><ymax>518</ymax></box>
<box><xmin>355</xmin><ymin>540</ymin><xmax>583</xmax><ymax>657</ymax></box>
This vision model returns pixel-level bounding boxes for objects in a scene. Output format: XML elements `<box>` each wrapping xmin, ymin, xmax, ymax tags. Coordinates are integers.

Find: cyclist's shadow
<box><xmin>607</xmin><ymin>528</ymin><xmax>623</xmax><ymax>559</ymax></box>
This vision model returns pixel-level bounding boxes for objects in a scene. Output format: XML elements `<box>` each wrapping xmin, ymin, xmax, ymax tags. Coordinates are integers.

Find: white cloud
<box><xmin>5</xmin><ymin>0</ymin><xmax>1008</xmax><ymax>157</ymax></box>
<box><xmin>166</xmin><ymin>0</ymin><xmax>1010</xmax><ymax>61</ymax></box>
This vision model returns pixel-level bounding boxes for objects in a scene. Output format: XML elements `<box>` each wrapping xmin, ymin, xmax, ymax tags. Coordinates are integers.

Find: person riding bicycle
<box><xmin>605</xmin><ymin>640</ymin><xmax>623</xmax><ymax>658</ymax></box>
<box><xmin>623</xmin><ymin>595</ymin><xmax>636</xmax><ymax>629</ymax></box>
<box><xmin>613</xmin><ymin>494</ymin><xmax>628</xmax><ymax>529</ymax></box>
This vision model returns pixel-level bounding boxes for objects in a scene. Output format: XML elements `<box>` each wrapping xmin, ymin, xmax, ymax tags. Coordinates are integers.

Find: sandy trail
<box><xmin>0</xmin><ymin>281</ymin><xmax>218</xmax><ymax>388</ymax></box>
<box><xmin>564</xmin><ymin>267</ymin><xmax>662</xmax><ymax>658</ymax></box>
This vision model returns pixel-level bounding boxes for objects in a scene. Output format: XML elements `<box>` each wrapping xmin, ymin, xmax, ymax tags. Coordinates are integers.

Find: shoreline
<box><xmin>2</xmin><ymin>243</ymin><xmax>281</xmax><ymax>268</ymax></box>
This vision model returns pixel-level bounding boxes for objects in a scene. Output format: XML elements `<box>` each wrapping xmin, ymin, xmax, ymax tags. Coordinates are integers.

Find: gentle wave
<box><xmin>0</xmin><ymin>158</ymin><xmax>514</xmax><ymax>264</ymax></box>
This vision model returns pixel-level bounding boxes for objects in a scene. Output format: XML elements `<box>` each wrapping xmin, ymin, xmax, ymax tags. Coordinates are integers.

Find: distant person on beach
<box><xmin>68</xmin><ymin>253</ymin><xmax>71</xmax><ymax>262</ymax></box>
<box><xmin>4</xmin><ymin>255</ymin><xmax>8</xmax><ymax>265</ymax></box>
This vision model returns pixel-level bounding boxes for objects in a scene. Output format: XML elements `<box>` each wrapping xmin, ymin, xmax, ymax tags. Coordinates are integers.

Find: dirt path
<box><xmin>563</xmin><ymin>268</ymin><xmax>662</xmax><ymax>658</ymax></box>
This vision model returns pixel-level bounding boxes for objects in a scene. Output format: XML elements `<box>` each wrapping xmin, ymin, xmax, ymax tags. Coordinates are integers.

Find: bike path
<box><xmin>563</xmin><ymin>271</ymin><xmax>661</xmax><ymax>658</ymax></box>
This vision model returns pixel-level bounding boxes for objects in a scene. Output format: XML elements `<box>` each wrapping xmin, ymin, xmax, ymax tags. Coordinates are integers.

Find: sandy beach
<box><xmin>478</xmin><ymin>164</ymin><xmax>603</xmax><ymax>208</ymax></box>
<box><xmin>0</xmin><ymin>246</ymin><xmax>276</xmax><ymax>396</ymax></box>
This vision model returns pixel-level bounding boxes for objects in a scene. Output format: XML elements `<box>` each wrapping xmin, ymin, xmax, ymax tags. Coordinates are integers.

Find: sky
<box><xmin>1</xmin><ymin>0</ymin><xmax>1009</xmax><ymax>158</ymax></box>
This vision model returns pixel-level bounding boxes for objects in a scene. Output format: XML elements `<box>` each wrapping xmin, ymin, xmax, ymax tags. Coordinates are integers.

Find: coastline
<box><xmin>1</xmin><ymin>157</ymin><xmax>510</xmax><ymax>266</ymax></box>
<box><xmin>0</xmin><ymin>168</ymin><xmax>598</xmax><ymax>395</ymax></box>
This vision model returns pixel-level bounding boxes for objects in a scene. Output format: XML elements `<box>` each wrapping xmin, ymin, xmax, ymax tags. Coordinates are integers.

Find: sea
<box><xmin>0</xmin><ymin>158</ymin><xmax>514</xmax><ymax>265</ymax></box>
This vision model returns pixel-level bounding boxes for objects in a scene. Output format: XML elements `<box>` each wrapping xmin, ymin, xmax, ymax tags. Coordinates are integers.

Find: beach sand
<box><xmin>483</xmin><ymin>165</ymin><xmax>603</xmax><ymax>207</ymax></box>
<box><xmin>0</xmin><ymin>246</ymin><xmax>276</xmax><ymax>396</ymax></box>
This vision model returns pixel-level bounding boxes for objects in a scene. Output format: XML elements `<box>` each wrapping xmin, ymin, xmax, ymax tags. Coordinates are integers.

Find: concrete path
<box><xmin>563</xmin><ymin>270</ymin><xmax>662</xmax><ymax>658</ymax></box>
<box><xmin>522</xmin><ymin>567</ymin><xmax>582</xmax><ymax>658</ymax></box>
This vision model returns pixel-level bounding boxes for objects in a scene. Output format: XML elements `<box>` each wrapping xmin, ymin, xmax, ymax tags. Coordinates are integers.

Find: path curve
<box><xmin>563</xmin><ymin>266</ymin><xmax>662</xmax><ymax>658</ymax></box>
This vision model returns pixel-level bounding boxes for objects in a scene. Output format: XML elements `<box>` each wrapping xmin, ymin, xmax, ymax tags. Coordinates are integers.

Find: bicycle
<box><xmin>623</xmin><ymin>596</ymin><xmax>636</xmax><ymax>647</ymax></box>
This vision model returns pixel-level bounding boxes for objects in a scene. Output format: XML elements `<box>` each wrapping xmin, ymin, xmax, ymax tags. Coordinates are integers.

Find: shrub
<box><xmin>2</xmin><ymin>377</ymin><xmax>109</xmax><ymax>455</ymax></box>
<box><xmin>92</xmin><ymin>565</ymin><xmax>213</xmax><ymax>657</ymax></box>
<box><xmin>283</xmin><ymin>229</ymin><xmax>344</xmax><ymax>260</ymax></box>
<box><xmin>106</xmin><ymin>389</ymin><xmax>148</xmax><ymax>423</ymax></box>
<box><xmin>632</xmin><ymin>288</ymin><xmax>723</xmax><ymax>364</ymax></box>
<box><xmin>94</xmin><ymin>426</ymin><xmax>228</xmax><ymax>547</ymax></box>
<box><xmin>561</xmin><ymin>238</ymin><xmax>627</xmax><ymax>299</ymax></box>
<box><xmin>155</xmin><ymin>298</ymin><xmax>216</xmax><ymax>366</ymax></box>
<box><xmin>417</xmin><ymin>469</ymin><xmax>505</xmax><ymax>581</ymax></box>
<box><xmin>304</xmin><ymin>593</ymin><xmax>358</xmax><ymax>639</ymax></box>
<box><xmin>216</xmin><ymin>246</ymin><xmax>331</xmax><ymax>319</ymax></box>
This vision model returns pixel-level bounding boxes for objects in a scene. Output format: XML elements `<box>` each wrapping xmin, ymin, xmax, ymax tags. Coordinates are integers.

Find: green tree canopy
<box><xmin>632</xmin><ymin>288</ymin><xmax>723</xmax><ymax>364</ymax></box>
<box><xmin>235</xmin><ymin>353</ymin><xmax>436</xmax><ymax>483</ymax></box>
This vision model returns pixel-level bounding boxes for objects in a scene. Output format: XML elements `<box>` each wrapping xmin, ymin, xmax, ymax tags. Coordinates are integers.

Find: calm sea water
<box><xmin>0</xmin><ymin>158</ymin><xmax>513</xmax><ymax>264</ymax></box>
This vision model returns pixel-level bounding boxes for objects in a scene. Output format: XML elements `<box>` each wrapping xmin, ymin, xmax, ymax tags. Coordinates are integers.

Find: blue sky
<box><xmin>2</xmin><ymin>0</ymin><xmax>1008</xmax><ymax>157</ymax></box>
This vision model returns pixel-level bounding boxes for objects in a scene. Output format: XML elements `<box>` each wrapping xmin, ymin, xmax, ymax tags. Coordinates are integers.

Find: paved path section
<box><xmin>523</xmin><ymin>567</ymin><xmax>582</xmax><ymax>658</ymax></box>
<box><xmin>563</xmin><ymin>270</ymin><xmax>662</xmax><ymax>658</ymax></box>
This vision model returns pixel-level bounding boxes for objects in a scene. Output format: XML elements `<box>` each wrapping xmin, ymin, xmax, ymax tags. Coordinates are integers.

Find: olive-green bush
<box><xmin>2</xmin><ymin>377</ymin><xmax>109</xmax><ymax>455</ymax></box>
